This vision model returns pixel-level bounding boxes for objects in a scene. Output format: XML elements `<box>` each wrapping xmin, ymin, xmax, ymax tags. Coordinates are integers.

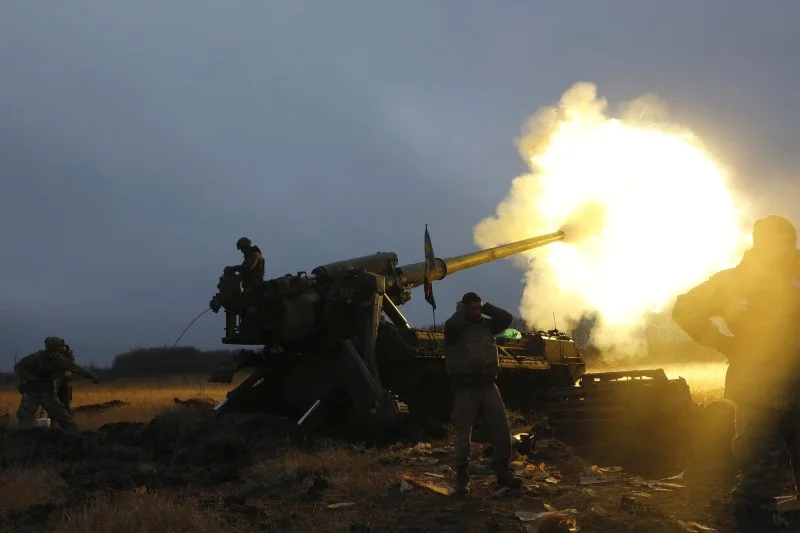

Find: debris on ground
<box><xmin>400</xmin><ymin>474</ymin><xmax>455</xmax><ymax>496</ymax></box>
<box><xmin>628</xmin><ymin>471</ymin><xmax>687</xmax><ymax>491</ymax></box>
<box><xmin>439</xmin><ymin>464</ymin><xmax>455</xmax><ymax>476</ymax></box>
<box><xmin>327</xmin><ymin>502</ymin><xmax>356</xmax><ymax>509</ymax></box>
<box><xmin>384</xmin><ymin>441</ymin><xmax>453</xmax><ymax>466</ymax></box>
<box><xmin>525</xmin><ymin>511</ymin><xmax>578</xmax><ymax>533</ymax></box>
<box><xmin>412</xmin><ymin>442</ymin><xmax>431</xmax><ymax>452</ymax></box>
<box><xmin>677</xmin><ymin>521</ymin><xmax>720</xmax><ymax>533</ymax></box>
<box><xmin>580</xmin><ymin>465</ymin><xmax>623</xmax><ymax>485</ymax></box>
<box><xmin>514</xmin><ymin>496</ymin><xmax>578</xmax><ymax>532</ymax></box>
<box><xmin>620</xmin><ymin>492</ymin><xmax>659</xmax><ymax>518</ymax></box>
<box><xmin>514</xmin><ymin>497</ymin><xmax>552</xmax><ymax>520</ymax></box>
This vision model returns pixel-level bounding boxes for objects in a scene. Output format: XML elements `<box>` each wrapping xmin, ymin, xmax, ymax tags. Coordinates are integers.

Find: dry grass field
<box><xmin>0</xmin><ymin>378</ymin><xmax>231</xmax><ymax>430</ymax></box>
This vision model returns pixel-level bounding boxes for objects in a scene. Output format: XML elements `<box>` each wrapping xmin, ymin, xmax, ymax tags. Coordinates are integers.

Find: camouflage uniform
<box><xmin>233</xmin><ymin>237</ymin><xmax>265</xmax><ymax>293</ymax></box>
<box><xmin>444</xmin><ymin>293</ymin><xmax>521</xmax><ymax>495</ymax></box>
<box><xmin>14</xmin><ymin>336</ymin><xmax>100</xmax><ymax>429</ymax></box>
<box><xmin>53</xmin><ymin>339</ymin><xmax>75</xmax><ymax>415</ymax></box>
<box><xmin>672</xmin><ymin>215</ymin><xmax>800</xmax><ymax>518</ymax></box>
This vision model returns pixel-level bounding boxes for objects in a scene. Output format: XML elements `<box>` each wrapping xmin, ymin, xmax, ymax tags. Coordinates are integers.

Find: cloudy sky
<box><xmin>1</xmin><ymin>1</ymin><xmax>798</xmax><ymax>368</ymax></box>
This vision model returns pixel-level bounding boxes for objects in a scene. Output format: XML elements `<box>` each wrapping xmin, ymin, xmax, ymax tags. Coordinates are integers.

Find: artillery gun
<box><xmin>207</xmin><ymin>230</ymin><xmax>568</xmax><ymax>431</ymax></box>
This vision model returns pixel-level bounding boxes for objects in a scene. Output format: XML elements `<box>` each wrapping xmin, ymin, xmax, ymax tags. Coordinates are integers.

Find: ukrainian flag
<box><xmin>424</xmin><ymin>224</ymin><xmax>436</xmax><ymax>310</ymax></box>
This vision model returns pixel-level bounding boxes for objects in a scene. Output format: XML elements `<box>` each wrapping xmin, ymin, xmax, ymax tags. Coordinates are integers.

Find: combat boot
<box><xmin>455</xmin><ymin>464</ymin><xmax>470</xmax><ymax>498</ymax></box>
<box><xmin>732</xmin><ymin>492</ymin><xmax>781</xmax><ymax>531</ymax></box>
<box><xmin>494</xmin><ymin>459</ymin><xmax>522</xmax><ymax>489</ymax></box>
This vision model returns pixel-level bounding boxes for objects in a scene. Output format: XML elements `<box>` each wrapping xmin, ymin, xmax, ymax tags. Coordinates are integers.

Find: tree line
<box><xmin>0</xmin><ymin>346</ymin><xmax>238</xmax><ymax>384</ymax></box>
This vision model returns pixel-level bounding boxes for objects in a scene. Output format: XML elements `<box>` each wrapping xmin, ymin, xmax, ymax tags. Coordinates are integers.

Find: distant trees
<box><xmin>0</xmin><ymin>346</ymin><xmax>239</xmax><ymax>384</ymax></box>
<box><xmin>103</xmin><ymin>346</ymin><xmax>237</xmax><ymax>378</ymax></box>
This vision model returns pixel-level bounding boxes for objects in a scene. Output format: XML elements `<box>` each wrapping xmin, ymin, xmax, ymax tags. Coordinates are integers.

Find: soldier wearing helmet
<box><xmin>46</xmin><ymin>337</ymin><xmax>77</xmax><ymax>415</ymax></box>
<box><xmin>14</xmin><ymin>336</ymin><xmax>100</xmax><ymax>430</ymax></box>
<box><xmin>672</xmin><ymin>215</ymin><xmax>800</xmax><ymax>525</ymax></box>
<box><xmin>230</xmin><ymin>237</ymin><xmax>265</xmax><ymax>292</ymax></box>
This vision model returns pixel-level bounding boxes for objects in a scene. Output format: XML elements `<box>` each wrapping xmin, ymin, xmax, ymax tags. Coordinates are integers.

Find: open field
<box><xmin>0</xmin><ymin>359</ymin><xmax>764</xmax><ymax>533</ymax></box>
<box><xmin>0</xmin><ymin>379</ymin><xmax>231</xmax><ymax>430</ymax></box>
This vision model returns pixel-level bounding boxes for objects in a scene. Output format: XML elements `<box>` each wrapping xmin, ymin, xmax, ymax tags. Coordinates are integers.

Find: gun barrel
<box><xmin>393</xmin><ymin>230</ymin><xmax>565</xmax><ymax>293</ymax></box>
<box><xmin>441</xmin><ymin>231</ymin><xmax>565</xmax><ymax>276</ymax></box>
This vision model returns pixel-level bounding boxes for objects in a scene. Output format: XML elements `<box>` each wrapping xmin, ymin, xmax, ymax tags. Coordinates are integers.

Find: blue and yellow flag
<box><xmin>424</xmin><ymin>224</ymin><xmax>436</xmax><ymax>310</ymax></box>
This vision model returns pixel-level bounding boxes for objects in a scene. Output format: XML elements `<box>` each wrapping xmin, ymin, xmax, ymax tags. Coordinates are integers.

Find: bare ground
<box><xmin>0</xmin><ymin>367</ymin><xmax>793</xmax><ymax>533</ymax></box>
<box><xmin>0</xmin><ymin>394</ymin><xmax>777</xmax><ymax>533</ymax></box>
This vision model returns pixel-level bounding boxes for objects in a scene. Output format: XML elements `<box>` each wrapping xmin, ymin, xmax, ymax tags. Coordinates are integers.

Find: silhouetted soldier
<box><xmin>673</xmin><ymin>215</ymin><xmax>800</xmax><ymax>527</ymax></box>
<box><xmin>46</xmin><ymin>337</ymin><xmax>76</xmax><ymax>415</ymax></box>
<box><xmin>231</xmin><ymin>237</ymin><xmax>265</xmax><ymax>293</ymax></box>
<box><xmin>444</xmin><ymin>291</ymin><xmax>522</xmax><ymax>496</ymax></box>
<box><xmin>15</xmin><ymin>336</ymin><xmax>100</xmax><ymax>429</ymax></box>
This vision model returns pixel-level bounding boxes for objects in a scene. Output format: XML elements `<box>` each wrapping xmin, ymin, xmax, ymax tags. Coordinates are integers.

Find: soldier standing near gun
<box><xmin>14</xmin><ymin>336</ymin><xmax>100</xmax><ymax>430</ymax></box>
<box><xmin>444</xmin><ymin>291</ymin><xmax>522</xmax><ymax>496</ymax></box>
<box><xmin>672</xmin><ymin>215</ymin><xmax>800</xmax><ymax>526</ymax></box>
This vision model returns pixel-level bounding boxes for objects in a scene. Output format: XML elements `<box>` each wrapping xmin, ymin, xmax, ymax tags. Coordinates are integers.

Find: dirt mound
<box><xmin>172</xmin><ymin>397</ymin><xmax>217</xmax><ymax>409</ymax></box>
<box><xmin>0</xmin><ymin>405</ymin><xmax>295</xmax><ymax>493</ymax></box>
<box><xmin>73</xmin><ymin>400</ymin><xmax>129</xmax><ymax>414</ymax></box>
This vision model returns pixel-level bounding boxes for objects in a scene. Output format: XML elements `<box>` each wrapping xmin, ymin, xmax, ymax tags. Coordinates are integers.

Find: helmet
<box><xmin>753</xmin><ymin>215</ymin><xmax>797</xmax><ymax>249</ymax></box>
<box><xmin>45</xmin><ymin>336</ymin><xmax>65</xmax><ymax>351</ymax></box>
<box><xmin>236</xmin><ymin>237</ymin><xmax>252</xmax><ymax>251</ymax></box>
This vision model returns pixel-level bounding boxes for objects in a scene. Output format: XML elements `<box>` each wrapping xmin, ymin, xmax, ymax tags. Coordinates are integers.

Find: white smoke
<box><xmin>474</xmin><ymin>82</ymin><xmax>750</xmax><ymax>355</ymax></box>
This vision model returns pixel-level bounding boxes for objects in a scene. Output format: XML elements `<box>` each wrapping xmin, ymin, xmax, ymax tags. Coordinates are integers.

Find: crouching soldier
<box><xmin>14</xmin><ymin>336</ymin><xmax>100</xmax><ymax>430</ymax></box>
<box><xmin>48</xmin><ymin>337</ymin><xmax>76</xmax><ymax>415</ymax></box>
<box><xmin>444</xmin><ymin>292</ymin><xmax>522</xmax><ymax>496</ymax></box>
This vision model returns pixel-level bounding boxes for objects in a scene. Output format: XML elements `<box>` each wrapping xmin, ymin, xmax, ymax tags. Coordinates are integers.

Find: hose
<box><xmin>167</xmin><ymin>308</ymin><xmax>212</xmax><ymax>353</ymax></box>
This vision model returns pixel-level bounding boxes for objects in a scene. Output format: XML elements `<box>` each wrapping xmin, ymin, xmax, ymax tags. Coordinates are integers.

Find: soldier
<box><xmin>231</xmin><ymin>237</ymin><xmax>265</xmax><ymax>292</ymax></box>
<box><xmin>14</xmin><ymin>336</ymin><xmax>100</xmax><ymax>430</ymax></box>
<box><xmin>444</xmin><ymin>291</ymin><xmax>522</xmax><ymax>496</ymax></box>
<box><xmin>48</xmin><ymin>337</ymin><xmax>76</xmax><ymax>415</ymax></box>
<box><xmin>672</xmin><ymin>215</ymin><xmax>800</xmax><ymax>524</ymax></box>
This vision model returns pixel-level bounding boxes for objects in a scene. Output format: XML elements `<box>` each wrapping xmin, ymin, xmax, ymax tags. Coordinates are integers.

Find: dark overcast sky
<box><xmin>1</xmin><ymin>1</ymin><xmax>798</xmax><ymax>368</ymax></box>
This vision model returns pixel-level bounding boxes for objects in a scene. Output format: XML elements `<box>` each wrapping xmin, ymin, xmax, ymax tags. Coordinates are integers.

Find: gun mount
<box><xmin>210</xmin><ymin>231</ymin><xmax>565</xmax><ymax>346</ymax></box>
<box><xmin>207</xmin><ymin>230</ymin><xmax>566</xmax><ymax>430</ymax></box>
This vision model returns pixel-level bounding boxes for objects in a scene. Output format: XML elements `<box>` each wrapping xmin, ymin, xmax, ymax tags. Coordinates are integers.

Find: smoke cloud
<box><xmin>474</xmin><ymin>82</ymin><xmax>750</xmax><ymax>355</ymax></box>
